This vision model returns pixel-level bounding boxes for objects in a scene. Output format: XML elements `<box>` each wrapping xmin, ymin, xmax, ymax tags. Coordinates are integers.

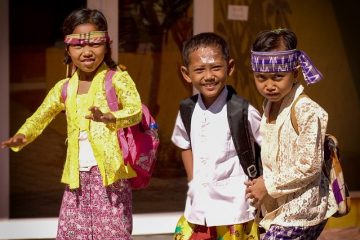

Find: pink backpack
<box><xmin>61</xmin><ymin>70</ymin><xmax>160</xmax><ymax>189</ymax></box>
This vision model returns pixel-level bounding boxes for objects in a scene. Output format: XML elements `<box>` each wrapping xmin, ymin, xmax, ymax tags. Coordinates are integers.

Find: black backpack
<box><xmin>179</xmin><ymin>85</ymin><xmax>262</xmax><ymax>179</ymax></box>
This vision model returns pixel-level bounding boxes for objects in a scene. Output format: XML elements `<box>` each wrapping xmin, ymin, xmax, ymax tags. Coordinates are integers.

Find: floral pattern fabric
<box><xmin>174</xmin><ymin>215</ymin><xmax>259</xmax><ymax>240</ymax></box>
<box><xmin>57</xmin><ymin>167</ymin><xmax>132</xmax><ymax>239</ymax></box>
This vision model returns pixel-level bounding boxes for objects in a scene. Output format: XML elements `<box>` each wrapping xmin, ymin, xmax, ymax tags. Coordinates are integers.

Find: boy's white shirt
<box><xmin>171</xmin><ymin>86</ymin><xmax>262</xmax><ymax>226</ymax></box>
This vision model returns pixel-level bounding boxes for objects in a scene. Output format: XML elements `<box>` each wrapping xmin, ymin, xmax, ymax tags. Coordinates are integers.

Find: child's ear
<box><xmin>180</xmin><ymin>66</ymin><xmax>192</xmax><ymax>83</ymax></box>
<box><xmin>227</xmin><ymin>59</ymin><xmax>235</xmax><ymax>76</ymax></box>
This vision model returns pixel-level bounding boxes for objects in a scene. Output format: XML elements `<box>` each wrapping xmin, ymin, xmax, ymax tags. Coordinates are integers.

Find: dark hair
<box><xmin>62</xmin><ymin>8</ymin><xmax>117</xmax><ymax>69</ymax></box>
<box><xmin>251</xmin><ymin>28</ymin><xmax>297</xmax><ymax>52</ymax></box>
<box><xmin>182</xmin><ymin>32</ymin><xmax>230</xmax><ymax>66</ymax></box>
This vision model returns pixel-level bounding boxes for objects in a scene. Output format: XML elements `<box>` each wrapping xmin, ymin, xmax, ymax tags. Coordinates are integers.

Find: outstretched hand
<box><xmin>245</xmin><ymin>176</ymin><xmax>268</xmax><ymax>208</ymax></box>
<box><xmin>85</xmin><ymin>106</ymin><xmax>116</xmax><ymax>124</ymax></box>
<box><xmin>1</xmin><ymin>134</ymin><xmax>27</xmax><ymax>149</ymax></box>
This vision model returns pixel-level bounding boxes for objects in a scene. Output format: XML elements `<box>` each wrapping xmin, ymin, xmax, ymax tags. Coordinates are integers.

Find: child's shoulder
<box><xmin>226</xmin><ymin>85</ymin><xmax>250</xmax><ymax>109</ymax></box>
<box><xmin>227</xmin><ymin>85</ymin><xmax>249</xmax><ymax>100</ymax></box>
<box><xmin>295</xmin><ymin>95</ymin><xmax>327</xmax><ymax>118</ymax></box>
<box><xmin>180</xmin><ymin>94</ymin><xmax>198</xmax><ymax>105</ymax></box>
<box><xmin>54</xmin><ymin>78</ymin><xmax>70</xmax><ymax>90</ymax></box>
<box><xmin>111</xmin><ymin>66</ymin><xmax>133</xmax><ymax>82</ymax></box>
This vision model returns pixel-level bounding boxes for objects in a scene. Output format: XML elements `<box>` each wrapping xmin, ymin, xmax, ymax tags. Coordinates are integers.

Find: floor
<box><xmin>133</xmin><ymin>235</ymin><xmax>172</xmax><ymax>240</ymax></box>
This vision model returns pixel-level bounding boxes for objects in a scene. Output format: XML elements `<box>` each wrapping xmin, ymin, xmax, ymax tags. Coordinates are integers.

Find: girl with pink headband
<box><xmin>1</xmin><ymin>8</ymin><xmax>142</xmax><ymax>239</ymax></box>
<box><xmin>245</xmin><ymin>28</ymin><xmax>337</xmax><ymax>239</ymax></box>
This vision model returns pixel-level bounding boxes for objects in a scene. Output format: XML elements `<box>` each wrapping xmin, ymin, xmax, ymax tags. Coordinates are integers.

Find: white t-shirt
<box><xmin>171</xmin><ymin>87</ymin><xmax>261</xmax><ymax>226</ymax></box>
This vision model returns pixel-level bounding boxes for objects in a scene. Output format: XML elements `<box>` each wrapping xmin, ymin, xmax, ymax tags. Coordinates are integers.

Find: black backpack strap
<box><xmin>226</xmin><ymin>85</ymin><xmax>262</xmax><ymax>179</ymax></box>
<box><xmin>179</xmin><ymin>94</ymin><xmax>198</xmax><ymax>138</ymax></box>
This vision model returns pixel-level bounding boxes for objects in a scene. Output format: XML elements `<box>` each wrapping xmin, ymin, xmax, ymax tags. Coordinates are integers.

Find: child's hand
<box><xmin>245</xmin><ymin>176</ymin><xmax>267</xmax><ymax>208</ymax></box>
<box><xmin>1</xmin><ymin>134</ymin><xmax>27</xmax><ymax>149</ymax></box>
<box><xmin>86</xmin><ymin>106</ymin><xmax>116</xmax><ymax>124</ymax></box>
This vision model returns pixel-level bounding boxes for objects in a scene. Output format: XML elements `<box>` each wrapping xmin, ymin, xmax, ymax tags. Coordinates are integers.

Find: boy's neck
<box><xmin>200</xmin><ymin>86</ymin><xmax>226</xmax><ymax>108</ymax></box>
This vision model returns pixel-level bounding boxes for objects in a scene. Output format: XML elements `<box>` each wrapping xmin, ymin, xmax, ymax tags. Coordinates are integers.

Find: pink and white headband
<box><xmin>64</xmin><ymin>31</ymin><xmax>110</xmax><ymax>45</ymax></box>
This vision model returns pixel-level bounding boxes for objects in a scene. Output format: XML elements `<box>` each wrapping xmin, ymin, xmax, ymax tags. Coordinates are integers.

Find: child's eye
<box><xmin>274</xmin><ymin>74</ymin><xmax>284</xmax><ymax>80</ymax></box>
<box><xmin>255</xmin><ymin>74</ymin><xmax>266</xmax><ymax>81</ymax></box>
<box><xmin>212</xmin><ymin>66</ymin><xmax>222</xmax><ymax>71</ymax></box>
<box><xmin>194</xmin><ymin>68</ymin><xmax>204</xmax><ymax>73</ymax></box>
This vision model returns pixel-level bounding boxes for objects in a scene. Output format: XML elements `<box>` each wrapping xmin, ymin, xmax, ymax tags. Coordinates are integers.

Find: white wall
<box><xmin>194</xmin><ymin>0</ymin><xmax>214</xmax><ymax>34</ymax></box>
<box><xmin>87</xmin><ymin>0</ymin><xmax>119</xmax><ymax>62</ymax></box>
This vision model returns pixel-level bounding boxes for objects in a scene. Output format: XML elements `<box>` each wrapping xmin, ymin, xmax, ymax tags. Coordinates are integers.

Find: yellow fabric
<box><xmin>174</xmin><ymin>215</ymin><xmax>260</xmax><ymax>240</ymax></box>
<box><xmin>12</xmin><ymin>63</ymin><xmax>142</xmax><ymax>189</ymax></box>
<box><xmin>77</xmin><ymin>94</ymin><xmax>90</xmax><ymax>131</ymax></box>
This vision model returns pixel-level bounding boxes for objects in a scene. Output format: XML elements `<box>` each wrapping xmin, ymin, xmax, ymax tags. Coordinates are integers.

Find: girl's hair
<box><xmin>251</xmin><ymin>28</ymin><xmax>297</xmax><ymax>52</ymax></box>
<box><xmin>62</xmin><ymin>8</ymin><xmax>117</xmax><ymax>69</ymax></box>
<box><xmin>182</xmin><ymin>32</ymin><xmax>230</xmax><ymax>67</ymax></box>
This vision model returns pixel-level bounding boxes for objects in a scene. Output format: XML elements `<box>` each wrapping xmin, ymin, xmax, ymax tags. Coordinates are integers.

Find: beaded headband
<box><xmin>64</xmin><ymin>31</ymin><xmax>110</xmax><ymax>45</ymax></box>
<box><xmin>251</xmin><ymin>49</ymin><xmax>323</xmax><ymax>84</ymax></box>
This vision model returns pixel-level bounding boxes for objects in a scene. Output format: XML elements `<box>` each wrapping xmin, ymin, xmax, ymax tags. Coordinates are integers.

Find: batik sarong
<box><xmin>57</xmin><ymin>166</ymin><xmax>132</xmax><ymax>239</ymax></box>
<box><xmin>261</xmin><ymin>221</ymin><xmax>327</xmax><ymax>240</ymax></box>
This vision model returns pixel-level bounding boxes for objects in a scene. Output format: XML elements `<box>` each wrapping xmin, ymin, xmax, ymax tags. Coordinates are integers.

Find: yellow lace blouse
<box><xmin>12</xmin><ymin>63</ymin><xmax>142</xmax><ymax>189</ymax></box>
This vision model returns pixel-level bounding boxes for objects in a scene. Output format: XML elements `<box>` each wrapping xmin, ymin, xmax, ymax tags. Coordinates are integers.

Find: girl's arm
<box><xmin>110</xmin><ymin>71</ymin><xmax>142</xmax><ymax>129</ymax></box>
<box><xmin>9</xmin><ymin>81</ymin><xmax>66</xmax><ymax>152</ymax></box>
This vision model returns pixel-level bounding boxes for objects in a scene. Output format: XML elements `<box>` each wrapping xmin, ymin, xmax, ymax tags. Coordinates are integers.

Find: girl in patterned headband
<box><xmin>1</xmin><ymin>8</ymin><xmax>142</xmax><ymax>239</ymax></box>
<box><xmin>245</xmin><ymin>28</ymin><xmax>337</xmax><ymax>239</ymax></box>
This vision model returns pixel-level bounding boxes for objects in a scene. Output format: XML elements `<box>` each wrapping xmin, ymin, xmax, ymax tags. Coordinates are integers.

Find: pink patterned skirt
<box><xmin>57</xmin><ymin>166</ymin><xmax>132</xmax><ymax>239</ymax></box>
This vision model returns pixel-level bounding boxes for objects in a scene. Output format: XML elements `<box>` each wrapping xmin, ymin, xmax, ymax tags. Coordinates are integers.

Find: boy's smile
<box><xmin>181</xmin><ymin>45</ymin><xmax>234</xmax><ymax>108</ymax></box>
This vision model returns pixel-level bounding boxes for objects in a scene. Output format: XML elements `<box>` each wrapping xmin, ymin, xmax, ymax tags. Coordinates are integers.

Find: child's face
<box><xmin>67</xmin><ymin>23</ymin><xmax>106</xmax><ymax>75</ymax></box>
<box><xmin>181</xmin><ymin>45</ymin><xmax>234</xmax><ymax>107</ymax></box>
<box><xmin>253</xmin><ymin>70</ymin><xmax>298</xmax><ymax>103</ymax></box>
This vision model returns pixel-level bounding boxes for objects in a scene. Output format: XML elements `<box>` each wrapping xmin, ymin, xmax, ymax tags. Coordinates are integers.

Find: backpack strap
<box><xmin>290</xmin><ymin>93</ymin><xmax>308</xmax><ymax>135</ymax></box>
<box><xmin>104</xmin><ymin>69</ymin><xmax>131</xmax><ymax>162</ymax></box>
<box><xmin>104</xmin><ymin>69</ymin><xmax>117</xmax><ymax>111</ymax></box>
<box><xmin>61</xmin><ymin>80</ymin><xmax>69</xmax><ymax>103</ymax></box>
<box><xmin>179</xmin><ymin>94</ymin><xmax>198</xmax><ymax>140</ymax></box>
<box><xmin>227</xmin><ymin>85</ymin><xmax>261</xmax><ymax>179</ymax></box>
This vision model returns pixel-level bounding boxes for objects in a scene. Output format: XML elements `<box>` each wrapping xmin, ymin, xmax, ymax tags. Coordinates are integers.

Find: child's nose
<box><xmin>265</xmin><ymin>80</ymin><xmax>276</xmax><ymax>91</ymax></box>
<box><xmin>204</xmin><ymin>69</ymin><xmax>214</xmax><ymax>80</ymax></box>
<box><xmin>82</xmin><ymin>45</ymin><xmax>93</xmax><ymax>55</ymax></box>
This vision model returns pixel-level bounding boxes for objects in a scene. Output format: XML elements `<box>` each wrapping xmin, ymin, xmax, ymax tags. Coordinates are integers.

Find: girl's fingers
<box><xmin>1</xmin><ymin>137</ymin><xmax>26</xmax><ymax>148</ymax></box>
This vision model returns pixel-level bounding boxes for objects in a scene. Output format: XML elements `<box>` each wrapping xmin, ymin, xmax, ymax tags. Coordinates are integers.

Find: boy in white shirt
<box><xmin>171</xmin><ymin>32</ymin><xmax>262</xmax><ymax>240</ymax></box>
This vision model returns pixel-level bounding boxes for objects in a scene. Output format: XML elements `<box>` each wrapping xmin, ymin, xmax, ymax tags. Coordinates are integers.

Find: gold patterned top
<box><xmin>259</xmin><ymin>83</ymin><xmax>337</xmax><ymax>230</ymax></box>
<box><xmin>12</xmin><ymin>63</ymin><xmax>142</xmax><ymax>189</ymax></box>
